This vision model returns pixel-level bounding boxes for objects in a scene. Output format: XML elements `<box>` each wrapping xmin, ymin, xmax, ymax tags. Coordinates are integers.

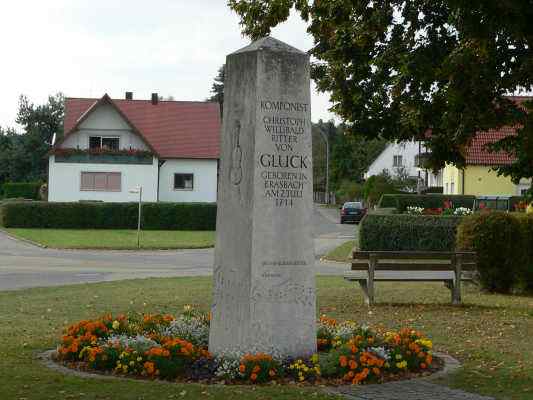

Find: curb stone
<box><xmin>39</xmin><ymin>349</ymin><xmax>492</xmax><ymax>399</ymax></box>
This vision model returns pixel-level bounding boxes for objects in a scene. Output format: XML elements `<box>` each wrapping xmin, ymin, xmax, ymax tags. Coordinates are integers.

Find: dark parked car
<box><xmin>340</xmin><ymin>202</ymin><xmax>367</xmax><ymax>224</ymax></box>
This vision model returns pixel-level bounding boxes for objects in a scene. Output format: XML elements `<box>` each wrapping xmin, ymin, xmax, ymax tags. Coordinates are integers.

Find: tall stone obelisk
<box><xmin>209</xmin><ymin>37</ymin><xmax>316</xmax><ymax>358</ymax></box>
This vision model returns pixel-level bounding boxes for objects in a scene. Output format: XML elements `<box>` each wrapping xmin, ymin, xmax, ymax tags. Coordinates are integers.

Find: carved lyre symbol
<box><xmin>230</xmin><ymin>120</ymin><xmax>243</xmax><ymax>186</ymax></box>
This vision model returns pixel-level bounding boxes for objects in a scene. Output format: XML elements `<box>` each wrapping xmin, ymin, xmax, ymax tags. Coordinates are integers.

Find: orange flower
<box><xmin>348</xmin><ymin>360</ymin><xmax>358</xmax><ymax>370</ymax></box>
<box><xmin>339</xmin><ymin>355</ymin><xmax>348</xmax><ymax>367</ymax></box>
<box><xmin>143</xmin><ymin>361</ymin><xmax>155</xmax><ymax>375</ymax></box>
<box><xmin>372</xmin><ymin>367</ymin><xmax>381</xmax><ymax>375</ymax></box>
<box><xmin>252</xmin><ymin>365</ymin><xmax>261</xmax><ymax>374</ymax></box>
<box><xmin>426</xmin><ymin>355</ymin><xmax>433</xmax><ymax>365</ymax></box>
<box><xmin>269</xmin><ymin>369</ymin><xmax>276</xmax><ymax>377</ymax></box>
<box><xmin>239</xmin><ymin>364</ymin><xmax>246</xmax><ymax>373</ymax></box>
<box><xmin>250</xmin><ymin>373</ymin><xmax>258</xmax><ymax>381</ymax></box>
<box><xmin>420</xmin><ymin>363</ymin><xmax>427</xmax><ymax>369</ymax></box>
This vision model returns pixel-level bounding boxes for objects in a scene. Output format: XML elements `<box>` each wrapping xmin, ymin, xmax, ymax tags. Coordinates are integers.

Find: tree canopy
<box><xmin>228</xmin><ymin>0</ymin><xmax>533</xmax><ymax>190</ymax></box>
<box><xmin>0</xmin><ymin>93</ymin><xmax>64</xmax><ymax>184</ymax></box>
<box><xmin>207</xmin><ymin>64</ymin><xmax>226</xmax><ymax>118</ymax></box>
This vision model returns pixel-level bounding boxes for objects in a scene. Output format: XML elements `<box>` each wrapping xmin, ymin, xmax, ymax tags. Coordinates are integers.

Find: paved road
<box><xmin>0</xmin><ymin>206</ymin><xmax>355</xmax><ymax>291</ymax></box>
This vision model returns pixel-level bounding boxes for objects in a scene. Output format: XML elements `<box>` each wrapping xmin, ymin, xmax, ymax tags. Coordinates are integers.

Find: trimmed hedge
<box><xmin>2</xmin><ymin>182</ymin><xmax>42</xmax><ymax>200</ymax></box>
<box><xmin>0</xmin><ymin>202</ymin><xmax>217</xmax><ymax>230</ymax></box>
<box><xmin>359</xmin><ymin>213</ymin><xmax>462</xmax><ymax>251</ymax></box>
<box><xmin>457</xmin><ymin>212</ymin><xmax>530</xmax><ymax>293</ymax></box>
<box><xmin>378</xmin><ymin>194</ymin><xmax>476</xmax><ymax>212</ymax></box>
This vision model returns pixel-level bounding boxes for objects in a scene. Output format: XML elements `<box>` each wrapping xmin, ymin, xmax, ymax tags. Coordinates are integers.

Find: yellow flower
<box><xmin>311</xmin><ymin>354</ymin><xmax>319</xmax><ymax>364</ymax></box>
<box><xmin>395</xmin><ymin>354</ymin><xmax>402</xmax><ymax>360</ymax></box>
<box><xmin>112</xmin><ymin>320</ymin><xmax>120</xmax><ymax>330</ymax></box>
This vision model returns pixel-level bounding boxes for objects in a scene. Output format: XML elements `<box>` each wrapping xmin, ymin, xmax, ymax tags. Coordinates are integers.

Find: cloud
<box><xmin>0</xmin><ymin>1</ymin><xmax>337</xmax><ymax>130</ymax></box>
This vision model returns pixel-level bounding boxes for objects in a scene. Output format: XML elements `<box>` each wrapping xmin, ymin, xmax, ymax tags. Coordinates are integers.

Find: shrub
<box><xmin>456</xmin><ymin>212</ymin><xmax>528</xmax><ymax>293</ymax></box>
<box><xmin>359</xmin><ymin>214</ymin><xmax>462</xmax><ymax>251</ymax></box>
<box><xmin>335</xmin><ymin>180</ymin><xmax>363</xmax><ymax>204</ymax></box>
<box><xmin>378</xmin><ymin>194</ymin><xmax>476</xmax><ymax>212</ymax></box>
<box><xmin>2</xmin><ymin>182</ymin><xmax>42</xmax><ymax>200</ymax></box>
<box><xmin>0</xmin><ymin>202</ymin><xmax>217</xmax><ymax>230</ymax></box>
<box><xmin>515</xmin><ymin>214</ymin><xmax>533</xmax><ymax>290</ymax></box>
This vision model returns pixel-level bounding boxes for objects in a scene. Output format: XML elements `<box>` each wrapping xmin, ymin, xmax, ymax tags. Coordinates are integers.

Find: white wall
<box><xmin>158</xmin><ymin>159</ymin><xmax>218</xmax><ymax>203</ymax></box>
<box><xmin>364</xmin><ymin>141</ymin><xmax>421</xmax><ymax>179</ymax></box>
<box><xmin>62</xmin><ymin>103</ymin><xmax>149</xmax><ymax>151</ymax></box>
<box><xmin>48</xmin><ymin>155</ymin><xmax>159</xmax><ymax>202</ymax></box>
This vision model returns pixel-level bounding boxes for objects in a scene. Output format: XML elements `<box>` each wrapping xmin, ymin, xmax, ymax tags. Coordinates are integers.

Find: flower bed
<box><xmin>54</xmin><ymin>308</ymin><xmax>439</xmax><ymax>385</ymax></box>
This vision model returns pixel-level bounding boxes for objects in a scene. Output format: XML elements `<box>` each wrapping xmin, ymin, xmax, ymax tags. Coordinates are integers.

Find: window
<box><xmin>445</xmin><ymin>183</ymin><xmax>449</xmax><ymax>194</ymax></box>
<box><xmin>81</xmin><ymin>172</ymin><xmax>121</xmax><ymax>192</ymax></box>
<box><xmin>89</xmin><ymin>136</ymin><xmax>120</xmax><ymax>150</ymax></box>
<box><xmin>450</xmin><ymin>182</ymin><xmax>455</xmax><ymax>194</ymax></box>
<box><xmin>393</xmin><ymin>155</ymin><xmax>403</xmax><ymax>167</ymax></box>
<box><xmin>174</xmin><ymin>173</ymin><xmax>194</xmax><ymax>190</ymax></box>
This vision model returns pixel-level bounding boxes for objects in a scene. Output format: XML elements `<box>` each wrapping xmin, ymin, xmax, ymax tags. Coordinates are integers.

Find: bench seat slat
<box><xmin>353</xmin><ymin>251</ymin><xmax>476</xmax><ymax>261</ymax></box>
<box><xmin>351</xmin><ymin>261</ymin><xmax>477</xmax><ymax>271</ymax></box>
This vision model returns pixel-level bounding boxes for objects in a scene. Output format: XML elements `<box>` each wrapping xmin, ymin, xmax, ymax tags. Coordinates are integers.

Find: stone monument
<box><xmin>209</xmin><ymin>37</ymin><xmax>316</xmax><ymax>358</ymax></box>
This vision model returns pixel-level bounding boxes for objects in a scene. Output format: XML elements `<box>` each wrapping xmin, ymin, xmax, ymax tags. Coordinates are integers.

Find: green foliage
<box><xmin>0</xmin><ymin>202</ymin><xmax>216</xmax><ymax>230</ymax></box>
<box><xmin>335</xmin><ymin>180</ymin><xmax>363</xmax><ymax>204</ymax></box>
<box><xmin>2</xmin><ymin>182</ymin><xmax>41</xmax><ymax>200</ymax></box>
<box><xmin>457</xmin><ymin>212</ymin><xmax>528</xmax><ymax>293</ymax></box>
<box><xmin>229</xmin><ymin>0</ymin><xmax>533</xmax><ymax>193</ymax></box>
<box><xmin>517</xmin><ymin>215</ymin><xmax>533</xmax><ymax>290</ymax></box>
<box><xmin>359</xmin><ymin>214</ymin><xmax>462</xmax><ymax>251</ymax></box>
<box><xmin>207</xmin><ymin>64</ymin><xmax>225</xmax><ymax>118</ymax></box>
<box><xmin>378</xmin><ymin>194</ymin><xmax>476</xmax><ymax>212</ymax></box>
<box><xmin>0</xmin><ymin>93</ymin><xmax>64</xmax><ymax>183</ymax></box>
<box><xmin>362</xmin><ymin>173</ymin><xmax>397</xmax><ymax>206</ymax></box>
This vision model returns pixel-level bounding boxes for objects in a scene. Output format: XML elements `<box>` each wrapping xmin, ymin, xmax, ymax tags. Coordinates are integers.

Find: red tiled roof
<box><xmin>62</xmin><ymin>95</ymin><xmax>221</xmax><ymax>159</ymax></box>
<box><xmin>465</xmin><ymin>96</ymin><xmax>533</xmax><ymax>165</ymax></box>
<box><xmin>465</xmin><ymin>128</ymin><xmax>516</xmax><ymax>166</ymax></box>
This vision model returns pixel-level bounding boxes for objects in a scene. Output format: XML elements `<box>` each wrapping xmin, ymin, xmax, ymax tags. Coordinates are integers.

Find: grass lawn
<box><xmin>1</xmin><ymin>277</ymin><xmax>532</xmax><ymax>400</ymax></box>
<box><xmin>4</xmin><ymin>229</ymin><xmax>215</xmax><ymax>250</ymax></box>
<box><xmin>323</xmin><ymin>240</ymin><xmax>356</xmax><ymax>262</ymax></box>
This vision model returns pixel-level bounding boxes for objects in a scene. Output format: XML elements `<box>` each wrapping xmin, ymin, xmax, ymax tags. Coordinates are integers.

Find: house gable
<box><xmin>60</xmin><ymin>102</ymin><xmax>151</xmax><ymax>152</ymax></box>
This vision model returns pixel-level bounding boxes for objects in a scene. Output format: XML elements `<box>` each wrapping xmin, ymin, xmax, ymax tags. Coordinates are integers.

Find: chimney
<box><xmin>125</xmin><ymin>91</ymin><xmax>133</xmax><ymax>100</ymax></box>
<box><xmin>151</xmin><ymin>93</ymin><xmax>159</xmax><ymax>105</ymax></box>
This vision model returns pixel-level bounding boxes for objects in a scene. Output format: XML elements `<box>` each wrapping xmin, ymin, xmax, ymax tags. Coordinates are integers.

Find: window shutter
<box><xmin>107</xmin><ymin>173</ymin><xmax>121</xmax><ymax>191</ymax></box>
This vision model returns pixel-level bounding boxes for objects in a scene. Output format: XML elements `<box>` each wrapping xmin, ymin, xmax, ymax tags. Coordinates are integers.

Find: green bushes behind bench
<box><xmin>359</xmin><ymin>214</ymin><xmax>462</xmax><ymax>252</ymax></box>
<box><xmin>2</xmin><ymin>182</ymin><xmax>42</xmax><ymax>200</ymax></box>
<box><xmin>0</xmin><ymin>202</ymin><xmax>217</xmax><ymax>230</ymax></box>
<box><xmin>457</xmin><ymin>212</ymin><xmax>533</xmax><ymax>293</ymax></box>
<box><xmin>378</xmin><ymin>194</ymin><xmax>476</xmax><ymax>212</ymax></box>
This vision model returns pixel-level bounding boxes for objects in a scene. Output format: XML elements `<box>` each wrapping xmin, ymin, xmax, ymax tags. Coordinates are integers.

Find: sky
<box><xmin>0</xmin><ymin>1</ymin><xmax>337</xmax><ymax>131</ymax></box>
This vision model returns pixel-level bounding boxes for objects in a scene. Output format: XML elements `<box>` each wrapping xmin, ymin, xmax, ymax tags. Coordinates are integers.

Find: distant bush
<box><xmin>457</xmin><ymin>212</ymin><xmax>528</xmax><ymax>293</ymax></box>
<box><xmin>2</xmin><ymin>182</ymin><xmax>42</xmax><ymax>200</ymax></box>
<box><xmin>335</xmin><ymin>180</ymin><xmax>363</xmax><ymax>204</ymax></box>
<box><xmin>378</xmin><ymin>194</ymin><xmax>475</xmax><ymax>212</ymax></box>
<box><xmin>359</xmin><ymin>214</ymin><xmax>462</xmax><ymax>251</ymax></box>
<box><xmin>0</xmin><ymin>202</ymin><xmax>217</xmax><ymax>230</ymax></box>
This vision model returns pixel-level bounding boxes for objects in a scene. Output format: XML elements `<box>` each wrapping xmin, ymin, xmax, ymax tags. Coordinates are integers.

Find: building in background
<box><xmin>364</xmin><ymin>140</ymin><xmax>442</xmax><ymax>190</ymax></box>
<box><xmin>48</xmin><ymin>93</ymin><xmax>220</xmax><ymax>202</ymax></box>
<box><xmin>443</xmin><ymin>129</ymin><xmax>531</xmax><ymax>196</ymax></box>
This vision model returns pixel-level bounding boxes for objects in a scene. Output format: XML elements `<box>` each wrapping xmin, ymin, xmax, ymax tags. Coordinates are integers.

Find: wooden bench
<box><xmin>344</xmin><ymin>250</ymin><xmax>477</xmax><ymax>306</ymax></box>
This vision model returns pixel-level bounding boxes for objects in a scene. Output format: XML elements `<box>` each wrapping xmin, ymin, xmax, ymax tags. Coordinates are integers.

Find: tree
<box><xmin>229</xmin><ymin>1</ymin><xmax>533</xmax><ymax>193</ymax></box>
<box><xmin>0</xmin><ymin>93</ymin><xmax>64</xmax><ymax>184</ymax></box>
<box><xmin>207</xmin><ymin>64</ymin><xmax>225</xmax><ymax>118</ymax></box>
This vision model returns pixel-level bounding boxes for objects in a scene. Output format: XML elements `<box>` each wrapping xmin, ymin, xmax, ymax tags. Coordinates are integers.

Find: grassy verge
<box><xmin>0</xmin><ymin>277</ymin><xmax>532</xmax><ymax>399</ymax></box>
<box><xmin>4</xmin><ymin>229</ymin><xmax>215</xmax><ymax>249</ymax></box>
<box><xmin>323</xmin><ymin>240</ymin><xmax>356</xmax><ymax>262</ymax></box>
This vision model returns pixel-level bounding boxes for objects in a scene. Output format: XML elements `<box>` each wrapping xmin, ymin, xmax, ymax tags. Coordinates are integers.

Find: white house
<box><xmin>48</xmin><ymin>93</ymin><xmax>220</xmax><ymax>202</ymax></box>
<box><xmin>364</xmin><ymin>141</ymin><xmax>442</xmax><ymax>189</ymax></box>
